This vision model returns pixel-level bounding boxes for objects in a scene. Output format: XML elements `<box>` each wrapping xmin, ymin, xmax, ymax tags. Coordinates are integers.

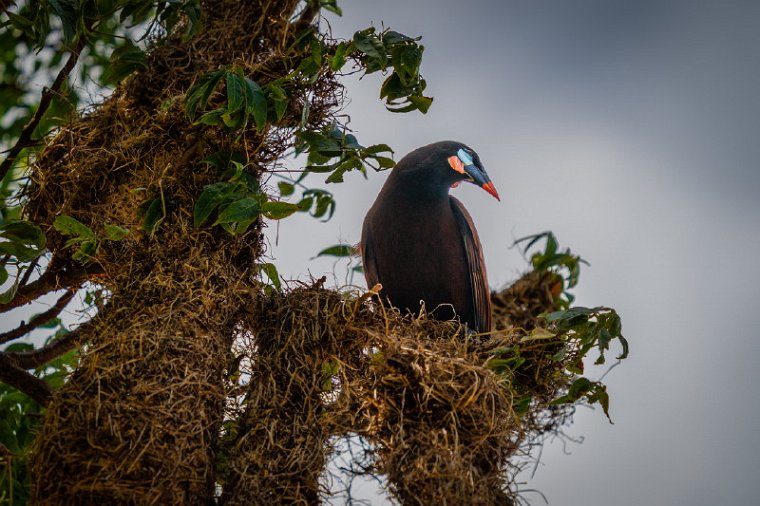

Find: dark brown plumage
<box><xmin>361</xmin><ymin>141</ymin><xmax>499</xmax><ymax>333</ymax></box>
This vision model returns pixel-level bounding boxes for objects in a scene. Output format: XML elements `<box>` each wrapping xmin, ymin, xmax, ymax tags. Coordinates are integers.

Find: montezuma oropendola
<box><xmin>361</xmin><ymin>141</ymin><xmax>499</xmax><ymax>333</ymax></box>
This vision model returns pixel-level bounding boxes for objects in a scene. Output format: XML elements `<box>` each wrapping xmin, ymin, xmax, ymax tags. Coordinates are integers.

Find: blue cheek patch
<box><xmin>457</xmin><ymin>148</ymin><xmax>474</xmax><ymax>166</ymax></box>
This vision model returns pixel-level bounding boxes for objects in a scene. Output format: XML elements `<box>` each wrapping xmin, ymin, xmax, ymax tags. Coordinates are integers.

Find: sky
<box><xmin>268</xmin><ymin>1</ymin><xmax>760</xmax><ymax>505</ymax></box>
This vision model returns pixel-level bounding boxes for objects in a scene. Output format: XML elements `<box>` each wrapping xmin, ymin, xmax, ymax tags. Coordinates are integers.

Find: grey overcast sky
<box><xmin>267</xmin><ymin>1</ymin><xmax>760</xmax><ymax>505</ymax></box>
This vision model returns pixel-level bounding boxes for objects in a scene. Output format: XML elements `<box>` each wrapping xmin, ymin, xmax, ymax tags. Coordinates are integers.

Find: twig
<box><xmin>0</xmin><ymin>288</ymin><xmax>76</xmax><ymax>344</ymax></box>
<box><xmin>0</xmin><ymin>34</ymin><xmax>88</xmax><ymax>182</ymax></box>
<box><xmin>0</xmin><ymin>352</ymin><xmax>52</xmax><ymax>405</ymax></box>
<box><xmin>17</xmin><ymin>256</ymin><xmax>40</xmax><ymax>288</ymax></box>
<box><xmin>6</xmin><ymin>318</ymin><xmax>92</xmax><ymax>369</ymax></box>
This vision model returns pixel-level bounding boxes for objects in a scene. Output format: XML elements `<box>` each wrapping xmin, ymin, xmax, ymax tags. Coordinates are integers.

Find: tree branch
<box><xmin>0</xmin><ymin>266</ymin><xmax>91</xmax><ymax>313</ymax></box>
<box><xmin>5</xmin><ymin>318</ymin><xmax>92</xmax><ymax>369</ymax></box>
<box><xmin>0</xmin><ymin>352</ymin><xmax>52</xmax><ymax>405</ymax></box>
<box><xmin>17</xmin><ymin>256</ymin><xmax>40</xmax><ymax>290</ymax></box>
<box><xmin>0</xmin><ymin>34</ymin><xmax>87</xmax><ymax>182</ymax></box>
<box><xmin>0</xmin><ymin>288</ymin><xmax>76</xmax><ymax>344</ymax></box>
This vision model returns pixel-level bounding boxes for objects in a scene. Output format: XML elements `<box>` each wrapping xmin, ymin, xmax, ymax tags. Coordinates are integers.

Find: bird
<box><xmin>361</xmin><ymin>140</ymin><xmax>500</xmax><ymax>333</ymax></box>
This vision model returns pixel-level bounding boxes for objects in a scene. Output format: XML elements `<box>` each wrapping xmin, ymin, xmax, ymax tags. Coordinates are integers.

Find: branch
<box><xmin>17</xmin><ymin>255</ymin><xmax>40</xmax><ymax>290</ymax></box>
<box><xmin>0</xmin><ymin>34</ymin><xmax>87</xmax><ymax>182</ymax></box>
<box><xmin>0</xmin><ymin>352</ymin><xmax>52</xmax><ymax>405</ymax></box>
<box><xmin>0</xmin><ymin>266</ymin><xmax>91</xmax><ymax>313</ymax></box>
<box><xmin>5</xmin><ymin>318</ymin><xmax>92</xmax><ymax>369</ymax></box>
<box><xmin>0</xmin><ymin>288</ymin><xmax>76</xmax><ymax>344</ymax></box>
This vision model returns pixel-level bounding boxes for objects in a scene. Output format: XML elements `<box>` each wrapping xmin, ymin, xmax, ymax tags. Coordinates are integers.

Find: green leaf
<box><xmin>6</xmin><ymin>12</ymin><xmax>33</xmax><ymax>31</ymax></box>
<box><xmin>311</xmin><ymin>193</ymin><xmax>335</xmax><ymax>220</ymax></box>
<box><xmin>141</xmin><ymin>198</ymin><xmax>164</xmax><ymax>235</ymax></box>
<box><xmin>214</xmin><ymin>197</ymin><xmax>261</xmax><ymax>225</ymax></box>
<box><xmin>221</xmin><ymin>110</ymin><xmax>244</xmax><ymax>129</ymax></box>
<box><xmin>53</xmin><ymin>216</ymin><xmax>101</xmax><ymax>262</ymax></box>
<box><xmin>194</xmin><ymin>182</ymin><xmax>239</xmax><ymax>227</ymax></box>
<box><xmin>0</xmin><ymin>221</ymin><xmax>47</xmax><ymax>261</ymax></box>
<box><xmin>108</xmin><ymin>40</ymin><xmax>147</xmax><ymax>82</ymax></box>
<box><xmin>226</xmin><ymin>72</ymin><xmax>245</xmax><ymax>113</ymax></box>
<box><xmin>104</xmin><ymin>224</ymin><xmax>130</xmax><ymax>241</ymax></box>
<box><xmin>382</xmin><ymin>30</ymin><xmax>414</xmax><ymax>46</ymax></box>
<box><xmin>325</xmin><ymin>156</ymin><xmax>361</xmax><ymax>183</ymax></box>
<box><xmin>568</xmin><ymin>377</ymin><xmax>592</xmax><ymax>398</ymax></box>
<box><xmin>309</xmin><ymin>35</ymin><xmax>324</xmax><ymax>67</ymax></box>
<box><xmin>408</xmin><ymin>95</ymin><xmax>433</xmax><ymax>113</ymax></box>
<box><xmin>297</xmin><ymin>196</ymin><xmax>313</xmax><ymax>211</ymax></box>
<box><xmin>520</xmin><ymin>327</ymin><xmax>556</xmax><ymax>341</ymax></box>
<box><xmin>37</xmin><ymin>316</ymin><xmax>62</xmax><ymax>329</ymax></box>
<box><xmin>4</xmin><ymin>342</ymin><xmax>33</xmax><ymax>353</ymax></box>
<box><xmin>202</xmin><ymin>150</ymin><xmax>246</xmax><ymax>170</ymax></box>
<box><xmin>49</xmin><ymin>0</ymin><xmax>79</xmax><ymax>44</ymax></box>
<box><xmin>72</xmin><ymin>239</ymin><xmax>98</xmax><ymax>262</ymax></box>
<box><xmin>242</xmin><ymin>77</ymin><xmax>268</xmax><ymax>129</ymax></box>
<box><xmin>590</xmin><ymin>386</ymin><xmax>612</xmax><ymax>421</ymax></box>
<box><xmin>353</xmin><ymin>28</ymin><xmax>386</xmax><ymax>67</ymax></box>
<box><xmin>392</xmin><ymin>45</ymin><xmax>423</xmax><ymax>85</ymax></box>
<box><xmin>513</xmin><ymin>396</ymin><xmax>532</xmax><ymax>414</ymax></box>
<box><xmin>266</xmin><ymin>84</ymin><xmax>288</xmax><ymax>121</ymax></box>
<box><xmin>258</xmin><ymin>262</ymin><xmax>281</xmax><ymax>291</ymax></box>
<box><xmin>371</xmin><ymin>155</ymin><xmax>396</xmax><ymax>169</ymax></box>
<box><xmin>617</xmin><ymin>335</ymin><xmax>630</xmax><ymax>360</ymax></box>
<box><xmin>319</xmin><ymin>0</ymin><xmax>342</xmax><ymax>15</ymax></box>
<box><xmin>380</xmin><ymin>72</ymin><xmax>404</xmax><ymax>100</ymax></box>
<box><xmin>277</xmin><ymin>182</ymin><xmax>295</xmax><ymax>196</ymax></box>
<box><xmin>316</xmin><ymin>244</ymin><xmax>356</xmax><ymax>258</ymax></box>
<box><xmin>362</xmin><ymin>143</ymin><xmax>393</xmax><ymax>155</ymax></box>
<box><xmin>0</xmin><ymin>275</ymin><xmax>19</xmax><ymax>304</ymax></box>
<box><xmin>274</xmin><ymin>98</ymin><xmax>288</xmax><ymax>122</ymax></box>
<box><xmin>53</xmin><ymin>216</ymin><xmax>94</xmax><ymax>239</ymax></box>
<box><xmin>330</xmin><ymin>41</ymin><xmax>349</xmax><ymax>71</ymax></box>
<box><xmin>196</xmin><ymin>108</ymin><xmax>227</xmax><ymax>126</ymax></box>
<box><xmin>0</xmin><ymin>265</ymin><xmax>7</xmax><ymax>285</ymax></box>
<box><xmin>261</xmin><ymin>201</ymin><xmax>300</xmax><ymax>220</ymax></box>
<box><xmin>185</xmin><ymin>70</ymin><xmax>226</xmax><ymax>119</ymax></box>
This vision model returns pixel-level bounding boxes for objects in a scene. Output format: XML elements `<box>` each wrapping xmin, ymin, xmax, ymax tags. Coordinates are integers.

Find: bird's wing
<box><xmin>360</xmin><ymin>218</ymin><xmax>381</xmax><ymax>290</ymax></box>
<box><xmin>450</xmin><ymin>197</ymin><xmax>492</xmax><ymax>333</ymax></box>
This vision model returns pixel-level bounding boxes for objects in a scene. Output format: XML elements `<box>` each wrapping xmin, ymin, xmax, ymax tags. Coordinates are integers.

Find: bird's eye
<box><xmin>457</xmin><ymin>148</ymin><xmax>474</xmax><ymax>166</ymax></box>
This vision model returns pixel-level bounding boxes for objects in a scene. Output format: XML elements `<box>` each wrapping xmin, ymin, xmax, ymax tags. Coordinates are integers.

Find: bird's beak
<box><xmin>463</xmin><ymin>163</ymin><xmax>500</xmax><ymax>201</ymax></box>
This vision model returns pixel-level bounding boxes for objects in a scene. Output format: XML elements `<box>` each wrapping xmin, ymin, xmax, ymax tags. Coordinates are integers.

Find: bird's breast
<box><xmin>364</xmin><ymin>197</ymin><xmax>473</xmax><ymax>323</ymax></box>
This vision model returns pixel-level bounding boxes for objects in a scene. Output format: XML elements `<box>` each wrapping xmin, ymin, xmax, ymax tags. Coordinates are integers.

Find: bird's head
<box><xmin>445</xmin><ymin>145</ymin><xmax>500</xmax><ymax>201</ymax></box>
<box><xmin>389</xmin><ymin>141</ymin><xmax>500</xmax><ymax>201</ymax></box>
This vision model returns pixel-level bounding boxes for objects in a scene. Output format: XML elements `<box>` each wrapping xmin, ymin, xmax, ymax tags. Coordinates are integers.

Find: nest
<box><xmin>220</xmin><ymin>272</ymin><xmax>562</xmax><ymax>506</ymax></box>
<box><xmin>25</xmin><ymin>2</ymin><xmax>342</xmax><ymax>503</ymax></box>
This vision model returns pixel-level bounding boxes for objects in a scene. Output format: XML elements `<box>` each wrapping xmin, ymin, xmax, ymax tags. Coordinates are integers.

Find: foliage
<box><xmin>488</xmin><ymin>233</ymin><xmax>628</xmax><ymax>422</ymax></box>
<box><xmin>0</xmin><ymin>336</ymin><xmax>79</xmax><ymax>504</ymax></box>
<box><xmin>351</xmin><ymin>27</ymin><xmax>432</xmax><ymax>113</ymax></box>
<box><xmin>514</xmin><ymin>230</ymin><xmax>589</xmax><ymax>308</ymax></box>
<box><xmin>53</xmin><ymin>215</ymin><xmax>129</xmax><ymax>263</ymax></box>
<box><xmin>0</xmin><ymin>1</ymin><xmax>202</xmax><ymax>159</ymax></box>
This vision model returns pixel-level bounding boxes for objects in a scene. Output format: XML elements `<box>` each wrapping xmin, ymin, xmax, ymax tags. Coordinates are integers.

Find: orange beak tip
<box><xmin>482</xmin><ymin>182</ymin><xmax>501</xmax><ymax>201</ymax></box>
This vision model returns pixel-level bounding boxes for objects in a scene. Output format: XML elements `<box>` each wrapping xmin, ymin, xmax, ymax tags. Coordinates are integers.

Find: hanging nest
<box><xmin>220</xmin><ymin>269</ymin><xmax>566</xmax><ymax>505</ymax></box>
<box><xmin>25</xmin><ymin>1</ymin><xmax>343</xmax><ymax>504</ymax></box>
